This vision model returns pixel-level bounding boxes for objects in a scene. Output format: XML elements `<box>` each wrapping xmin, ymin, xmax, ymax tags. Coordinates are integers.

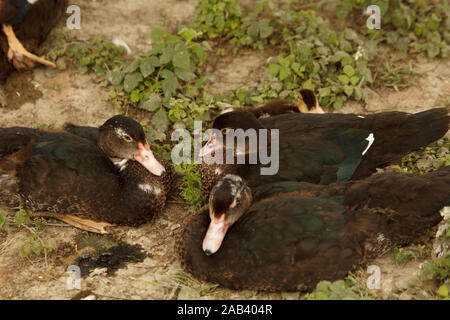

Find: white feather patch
<box><xmin>362</xmin><ymin>133</ymin><xmax>375</xmax><ymax>156</ymax></box>
<box><xmin>138</xmin><ymin>184</ymin><xmax>162</xmax><ymax>195</ymax></box>
<box><xmin>113</xmin><ymin>159</ymin><xmax>128</xmax><ymax>172</ymax></box>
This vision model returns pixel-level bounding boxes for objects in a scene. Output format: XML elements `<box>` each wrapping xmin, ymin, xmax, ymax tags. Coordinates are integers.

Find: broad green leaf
<box><xmin>267</xmin><ymin>63</ymin><xmax>281</xmax><ymax>76</ymax></box>
<box><xmin>330</xmin><ymin>51</ymin><xmax>351</xmax><ymax>63</ymax></box>
<box><xmin>140</xmin><ymin>94</ymin><xmax>162</xmax><ymax>112</ymax></box>
<box><xmin>151</xmin><ymin>28</ymin><xmax>165</xmax><ymax>43</ymax></box>
<box><xmin>279</xmin><ymin>66</ymin><xmax>291</xmax><ymax>81</ymax></box>
<box><xmin>341</xmin><ymin>56</ymin><xmax>353</xmax><ymax>66</ymax></box>
<box><xmin>175</xmin><ymin>68</ymin><xmax>196</xmax><ymax>81</ymax></box>
<box><xmin>124</xmin><ymin>59</ymin><xmax>140</xmax><ymax>73</ymax></box>
<box><xmin>124</xmin><ymin>72</ymin><xmax>143</xmax><ymax>92</ymax></box>
<box><xmin>318</xmin><ymin>87</ymin><xmax>331</xmax><ymax>98</ymax></box>
<box><xmin>259</xmin><ymin>20</ymin><xmax>273</xmax><ymax>39</ymax></box>
<box><xmin>343</xmin><ymin>65</ymin><xmax>355</xmax><ymax>77</ymax></box>
<box><xmin>247</xmin><ymin>22</ymin><xmax>259</xmax><ymax>38</ymax></box>
<box><xmin>161</xmin><ymin>70</ymin><xmax>178</xmax><ymax>97</ymax></box>
<box><xmin>302</xmin><ymin>79</ymin><xmax>315</xmax><ymax>91</ymax></box>
<box><xmin>350</xmin><ymin>76</ymin><xmax>360</xmax><ymax>86</ymax></box>
<box><xmin>147</xmin><ymin>127</ymin><xmax>166</xmax><ymax>143</ymax></box>
<box><xmin>344</xmin><ymin>86</ymin><xmax>354</xmax><ymax>97</ymax></box>
<box><xmin>333</xmin><ymin>96</ymin><xmax>344</xmax><ymax>109</ymax></box>
<box><xmin>110</xmin><ymin>70</ymin><xmax>125</xmax><ymax>86</ymax></box>
<box><xmin>335</xmin><ymin>0</ymin><xmax>353</xmax><ymax>20</ymax></box>
<box><xmin>173</xmin><ymin>51</ymin><xmax>191</xmax><ymax>70</ymax></box>
<box><xmin>178</xmin><ymin>27</ymin><xmax>196</xmax><ymax>42</ymax></box>
<box><xmin>191</xmin><ymin>43</ymin><xmax>206</xmax><ymax>63</ymax></box>
<box><xmin>338</xmin><ymin>74</ymin><xmax>349</xmax><ymax>85</ymax></box>
<box><xmin>14</xmin><ymin>210</ymin><xmax>29</xmax><ymax>227</ymax></box>
<box><xmin>152</xmin><ymin>108</ymin><xmax>170</xmax><ymax>132</ymax></box>
<box><xmin>160</xmin><ymin>48</ymin><xmax>174</xmax><ymax>64</ymax></box>
<box><xmin>140</xmin><ymin>58</ymin><xmax>156</xmax><ymax>77</ymax></box>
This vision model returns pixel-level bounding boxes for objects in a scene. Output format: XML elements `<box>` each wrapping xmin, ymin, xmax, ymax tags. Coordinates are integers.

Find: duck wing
<box><xmin>258</xmin><ymin>108</ymin><xmax>449</xmax><ymax>183</ymax></box>
<box><xmin>30</xmin><ymin>131</ymin><xmax>115</xmax><ymax>178</ymax></box>
<box><xmin>63</xmin><ymin>124</ymin><xmax>99</xmax><ymax>143</ymax></box>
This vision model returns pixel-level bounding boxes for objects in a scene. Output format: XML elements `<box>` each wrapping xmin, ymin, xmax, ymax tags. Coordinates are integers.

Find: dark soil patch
<box><xmin>1</xmin><ymin>71</ymin><xmax>42</xmax><ymax>109</ymax></box>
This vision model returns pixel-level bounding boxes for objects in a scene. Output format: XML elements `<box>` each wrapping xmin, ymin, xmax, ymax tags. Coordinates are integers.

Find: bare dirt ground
<box><xmin>0</xmin><ymin>0</ymin><xmax>449</xmax><ymax>300</ymax></box>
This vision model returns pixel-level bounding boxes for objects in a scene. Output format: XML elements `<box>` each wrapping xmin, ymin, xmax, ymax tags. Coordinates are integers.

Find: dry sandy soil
<box><xmin>0</xmin><ymin>0</ymin><xmax>449</xmax><ymax>300</ymax></box>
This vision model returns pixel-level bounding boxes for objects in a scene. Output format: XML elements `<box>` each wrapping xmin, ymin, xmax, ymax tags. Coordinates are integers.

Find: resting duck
<box><xmin>243</xmin><ymin>89</ymin><xmax>324</xmax><ymax>118</ymax></box>
<box><xmin>0</xmin><ymin>0</ymin><xmax>67</xmax><ymax>80</ymax></box>
<box><xmin>176</xmin><ymin>166</ymin><xmax>450</xmax><ymax>291</ymax></box>
<box><xmin>199</xmin><ymin>107</ymin><xmax>449</xmax><ymax>194</ymax></box>
<box><xmin>0</xmin><ymin>115</ymin><xmax>175</xmax><ymax>233</ymax></box>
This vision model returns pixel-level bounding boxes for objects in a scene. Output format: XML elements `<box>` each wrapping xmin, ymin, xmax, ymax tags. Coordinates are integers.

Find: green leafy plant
<box><xmin>225</xmin><ymin>9</ymin><xmax>373</xmax><ymax>109</ymax></box>
<box><xmin>304</xmin><ymin>279</ymin><xmax>372</xmax><ymax>300</ymax></box>
<box><xmin>174</xmin><ymin>163</ymin><xmax>204</xmax><ymax>214</ymax></box>
<box><xmin>393</xmin><ymin>245</ymin><xmax>429</xmax><ymax>265</ymax></box>
<box><xmin>335</xmin><ymin>0</ymin><xmax>450</xmax><ymax>58</ymax></box>
<box><xmin>65</xmin><ymin>38</ymin><xmax>127</xmax><ymax>76</ymax></box>
<box><xmin>194</xmin><ymin>0</ymin><xmax>243</xmax><ymax>39</ymax></box>
<box><xmin>0</xmin><ymin>208</ymin><xmax>53</xmax><ymax>261</ymax></box>
<box><xmin>229</xmin><ymin>0</ymin><xmax>275</xmax><ymax>51</ymax></box>
<box><xmin>266</xmin><ymin>10</ymin><xmax>372</xmax><ymax>109</ymax></box>
<box><xmin>380</xmin><ymin>138</ymin><xmax>450</xmax><ymax>174</ymax></box>
<box><xmin>109</xmin><ymin>27</ymin><xmax>212</xmax><ymax>135</ymax></box>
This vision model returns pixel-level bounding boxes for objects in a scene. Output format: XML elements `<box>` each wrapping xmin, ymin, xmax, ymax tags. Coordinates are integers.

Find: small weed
<box><xmin>174</xmin><ymin>163</ymin><xmax>204</xmax><ymax>214</ymax></box>
<box><xmin>393</xmin><ymin>244</ymin><xmax>429</xmax><ymax>265</ymax></box>
<box><xmin>0</xmin><ymin>208</ymin><xmax>53</xmax><ymax>263</ymax></box>
<box><xmin>304</xmin><ymin>277</ymin><xmax>372</xmax><ymax>300</ymax></box>
<box><xmin>379</xmin><ymin>138</ymin><xmax>450</xmax><ymax>174</ymax></box>
<box><xmin>335</xmin><ymin>0</ymin><xmax>450</xmax><ymax>58</ymax></box>
<box><xmin>65</xmin><ymin>38</ymin><xmax>127</xmax><ymax>76</ymax></box>
<box><xmin>194</xmin><ymin>0</ymin><xmax>243</xmax><ymax>39</ymax></box>
<box><xmin>39</xmin><ymin>30</ymin><xmax>127</xmax><ymax>77</ymax></box>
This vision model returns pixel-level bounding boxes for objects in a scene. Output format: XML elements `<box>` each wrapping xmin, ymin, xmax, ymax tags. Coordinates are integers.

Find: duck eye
<box><xmin>122</xmin><ymin>134</ymin><xmax>133</xmax><ymax>142</ymax></box>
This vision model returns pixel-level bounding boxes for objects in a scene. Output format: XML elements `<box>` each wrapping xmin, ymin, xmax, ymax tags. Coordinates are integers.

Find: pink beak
<box><xmin>202</xmin><ymin>213</ymin><xmax>229</xmax><ymax>255</ymax></box>
<box><xmin>134</xmin><ymin>142</ymin><xmax>165</xmax><ymax>176</ymax></box>
<box><xmin>199</xmin><ymin>134</ymin><xmax>224</xmax><ymax>158</ymax></box>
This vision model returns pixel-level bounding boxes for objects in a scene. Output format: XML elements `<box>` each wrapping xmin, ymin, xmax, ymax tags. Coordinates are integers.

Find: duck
<box><xmin>0</xmin><ymin>115</ymin><xmax>175</xmax><ymax>233</ymax></box>
<box><xmin>0</xmin><ymin>0</ymin><xmax>67</xmax><ymax>80</ymax></box>
<box><xmin>199</xmin><ymin>107</ymin><xmax>449</xmax><ymax>194</ymax></box>
<box><xmin>242</xmin><ymin>89</ymin><xmax>324</xmax><ymax>118</ymax></box>
<box><xmin>176</xmin><ymin>166</ymin><xmax>450</xmax><ymax>291</ymax></box>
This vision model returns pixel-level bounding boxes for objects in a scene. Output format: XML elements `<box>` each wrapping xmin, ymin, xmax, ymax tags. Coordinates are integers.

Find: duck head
<box><xmin>98</xmin><ymin>115</ymin><xmax>165</xmax><ymax>176</ymax></box>
<box><xmin>203</xmin><ymin>174</ymin><xmax>252</xmax><ymax>255</ymax></box>
<box><xmin>297</xmin><ymin>89</ymin><xmax>324</xmax><ymax>114</ymax></box>
<box><xmin>199</xmin><ymin>111</ymin><xmax>269</xmax><ymax>158</ymax></box>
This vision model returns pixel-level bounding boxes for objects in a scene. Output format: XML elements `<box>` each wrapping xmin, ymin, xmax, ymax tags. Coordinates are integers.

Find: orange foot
<box><xmin>2</xmin><ymin>24</ymin><xmax>56</xmax><ymax>70</ymax></box>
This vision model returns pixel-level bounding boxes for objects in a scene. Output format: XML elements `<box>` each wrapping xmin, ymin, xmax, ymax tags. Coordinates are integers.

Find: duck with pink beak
<box><xmin>202</xmin><ymin>174</ymin><xmax>252</xmax><ymax>255</ymax></box>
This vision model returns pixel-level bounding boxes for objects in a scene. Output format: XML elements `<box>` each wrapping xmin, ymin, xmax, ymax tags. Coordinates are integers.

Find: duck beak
<box><xmin>199</xmin><ymin>134</ymin><xmax>224</xmax><ymax>158</ymax></box>
<box><xmin>134</xmin><ymin>142</ymin><xmax>165</xmax><ymax>176</ymax></box>
<box><xmin>202</xmin><ymin>213</ymin><xmax>229</xmax><ymax>256</ymax></box>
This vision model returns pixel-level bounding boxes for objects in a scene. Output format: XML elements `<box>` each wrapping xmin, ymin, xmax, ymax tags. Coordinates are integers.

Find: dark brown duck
<box><xmin>0</xmin><ymin>115</ymin><xmax>175</xmax><ymax>233</ymax></box>
<box><xmin>177</xmin><ymin>166</ymin><xmax>450</xmax><ymax>291</ymax></box>
<box><xmin>199</xmin><ymin>107</ymin><xmax>449</xmax><ymax>194</ymax></box>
